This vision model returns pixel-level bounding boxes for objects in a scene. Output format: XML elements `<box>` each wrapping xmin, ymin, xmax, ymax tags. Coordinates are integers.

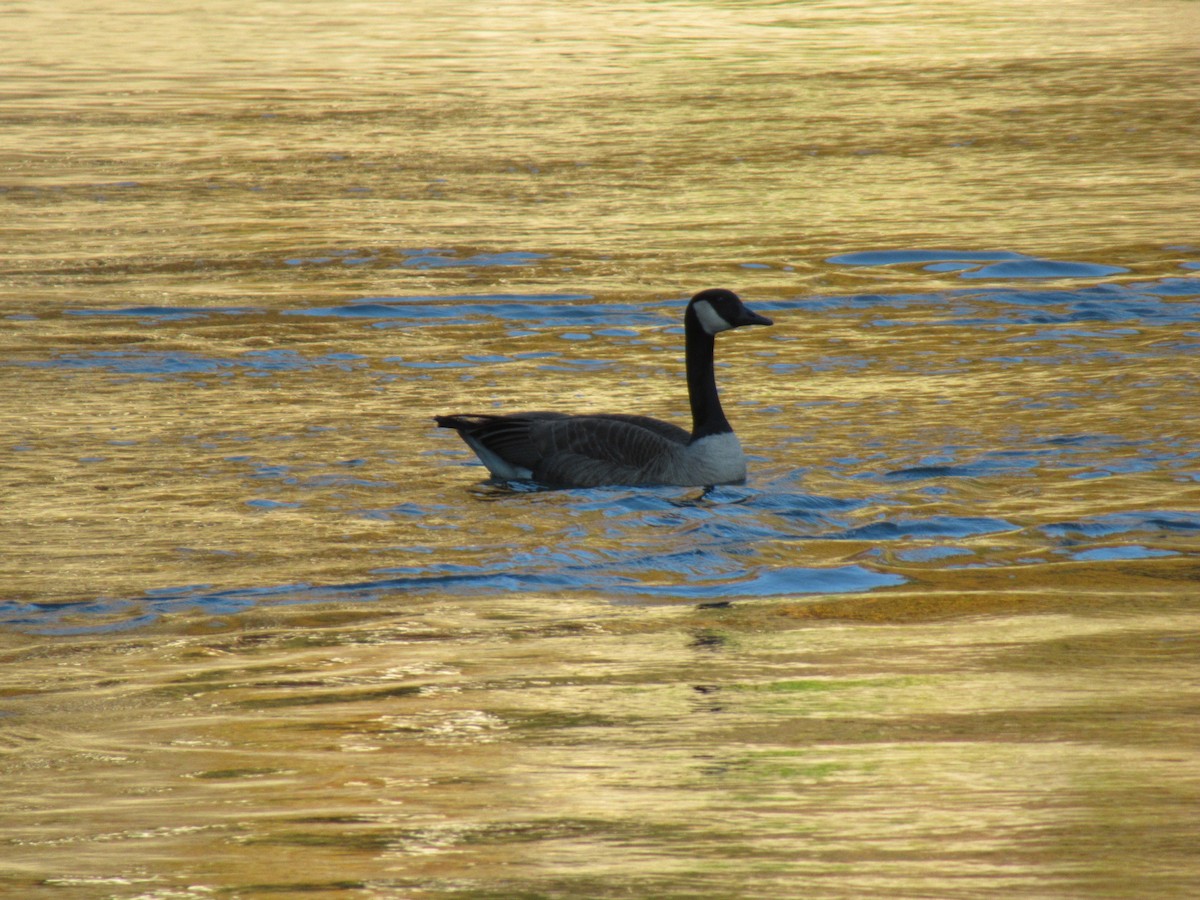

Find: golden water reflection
<box><xmin>3</xmin><ymin>0</ymin><xmax>1200</xmax><ymax>897</ymax></box>
<box><xmin>3</xmin><ymin>599</ymin><xmax>1198</xmax><ymax>898</ymax></box>
<box><xmin>3</xmin><ymin>0</ymin><xmax>1199</xmax><ymax>304</ymax></box>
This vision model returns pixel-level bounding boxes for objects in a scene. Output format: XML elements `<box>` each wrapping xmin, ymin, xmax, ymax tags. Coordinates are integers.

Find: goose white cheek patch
<box><xmin>693</xmin><ymin>299</ymin><xmax>732</xmax><ymax>335</ymax></box>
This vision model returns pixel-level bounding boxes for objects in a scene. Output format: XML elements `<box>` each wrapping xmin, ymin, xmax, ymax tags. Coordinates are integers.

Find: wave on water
<box><xmin>826</xmin><ymin>248</ymin><xmax>1130</xmax><ymax>279</ymax></box>
<box><xmin>6</xmin><ymin>481</ymin><xmax>1198</xmax><ymax>634</ymax></box>
<box><xmin>282</xmin><ymin>247</ymin><xmax>551</xmax><ymax>269</ymax></box>
<box><xmin>6</xmin><ymin>256</ymin><xmax>1198</xmax><ymax>634</ymax></box>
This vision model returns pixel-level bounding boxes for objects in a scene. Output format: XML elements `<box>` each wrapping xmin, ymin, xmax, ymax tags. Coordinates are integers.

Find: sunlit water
<box><xmin>3</xmin><ymin>1</ymin><xmax>1199</xmax><ymax>898</ymax></box>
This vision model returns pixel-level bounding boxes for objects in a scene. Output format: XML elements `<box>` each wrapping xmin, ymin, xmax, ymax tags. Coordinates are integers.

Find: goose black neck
<box><xmin>684</xmin><ymin>307</ymin><xmax>732</xmax><ymax>439</ymax></box>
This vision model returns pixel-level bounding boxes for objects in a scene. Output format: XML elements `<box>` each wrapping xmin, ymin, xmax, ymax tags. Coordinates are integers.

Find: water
<box><xmin>3</xmin><ymin>1</ymin><xmax>1200</xmax><ymax>897</ymax></box>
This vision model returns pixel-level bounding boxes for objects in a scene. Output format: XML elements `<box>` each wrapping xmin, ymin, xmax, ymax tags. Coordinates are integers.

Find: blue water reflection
<box><xmin>827</xmin><ymin>248</ymin><xmax>1129</xmax><ymax>279</ymax></box>
<box><xmin>6</xmin><ymin>261</ymin><xmax>1199</xmax><ymax>634</ymax></box>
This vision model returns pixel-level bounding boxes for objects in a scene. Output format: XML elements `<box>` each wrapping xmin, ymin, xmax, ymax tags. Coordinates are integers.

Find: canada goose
<box><xmin>435</xmin><ymin>288</ymin><xmax>773</xmax><ymax>487</ymax></box>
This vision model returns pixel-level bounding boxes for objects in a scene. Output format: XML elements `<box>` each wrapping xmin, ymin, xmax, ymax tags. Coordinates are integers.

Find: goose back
<box><xmin>435</xmin><ymin>412</ymin><xmax>737</xmax><ymax>487</ymax></box>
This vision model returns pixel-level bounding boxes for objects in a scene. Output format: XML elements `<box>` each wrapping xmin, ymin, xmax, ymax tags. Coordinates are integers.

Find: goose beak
<box><xmin>734</xmin><ymin>307</ymin><xmax>773</xmax><ymax>328</ymax></box>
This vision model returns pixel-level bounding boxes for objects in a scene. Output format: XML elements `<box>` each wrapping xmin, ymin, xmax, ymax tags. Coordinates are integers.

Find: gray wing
<box><xmin>531</xmin><ymin>415</ymin><xmax>691</xmax><ymax>486</ymax></box>
<box><xmin>436</xmin><ymin>412</ymin><xmax>691</xmax><ymax>487</ymax></box>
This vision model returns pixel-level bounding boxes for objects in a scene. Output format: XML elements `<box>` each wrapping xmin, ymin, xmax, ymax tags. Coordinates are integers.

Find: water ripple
<box><xmin>5</xmin><ymin>265</ymin><xmax>1198</xmax><ymax>635</ymax></box>
<box><xmin>17</xmin><ymin>349</ymin><xmax>369</xmax><ymax>376</ymax></box>
<box><xmin>827</xmin><ymin>248</ymin><xmax>1129</xmax><ymax>279</ymax></box>
<box><xmin>283</xmin><ymin>247</ymin><xmax>550</xmax><ymax>269</ymax></box>
<box><xmin>2</xmin><ymin>559</ymin><xmax>904</xmax><ymax>635</ymax></box>
<box><xmin>1041</xmin><ymin>510</ymin><xmax>1200</xmax><ymax>539</ymax></box>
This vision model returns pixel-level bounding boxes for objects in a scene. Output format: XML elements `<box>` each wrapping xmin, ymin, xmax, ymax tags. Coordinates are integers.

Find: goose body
<box><xmin>435</xmin><ymin>288</ymin><xmax>773</xmax><ymax>487</ymax></box>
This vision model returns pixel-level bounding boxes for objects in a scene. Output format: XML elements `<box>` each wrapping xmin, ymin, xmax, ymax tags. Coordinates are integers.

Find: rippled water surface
<box><xmin>3</xmin><ymin>1</ymin><xmax>1199</xmax><ymax>897</ymax></box>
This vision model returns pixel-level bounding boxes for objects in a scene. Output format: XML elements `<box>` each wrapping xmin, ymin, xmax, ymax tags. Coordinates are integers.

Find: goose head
<box><xmin>687</xmin><ymin>288</ymin><xmax>774</xmax><ymax>335</ymax></box>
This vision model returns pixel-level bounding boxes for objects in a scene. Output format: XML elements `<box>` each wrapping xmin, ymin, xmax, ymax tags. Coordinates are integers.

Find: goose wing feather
<box><xmin>534</xmin><ymin>415</ymin><xmax>691</xmax><ymax>486</ymax></box>
<box><xmin>436</xmin><ymin>412</ymin><xmax>691</xmax><ymax>486</ymax></box>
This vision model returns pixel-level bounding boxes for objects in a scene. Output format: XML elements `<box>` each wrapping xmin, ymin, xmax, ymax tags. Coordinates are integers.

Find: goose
<box><xmin>435</xmin><ymin>288</ymin><xmax>773</xmax><ymax>487</ymax></box>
